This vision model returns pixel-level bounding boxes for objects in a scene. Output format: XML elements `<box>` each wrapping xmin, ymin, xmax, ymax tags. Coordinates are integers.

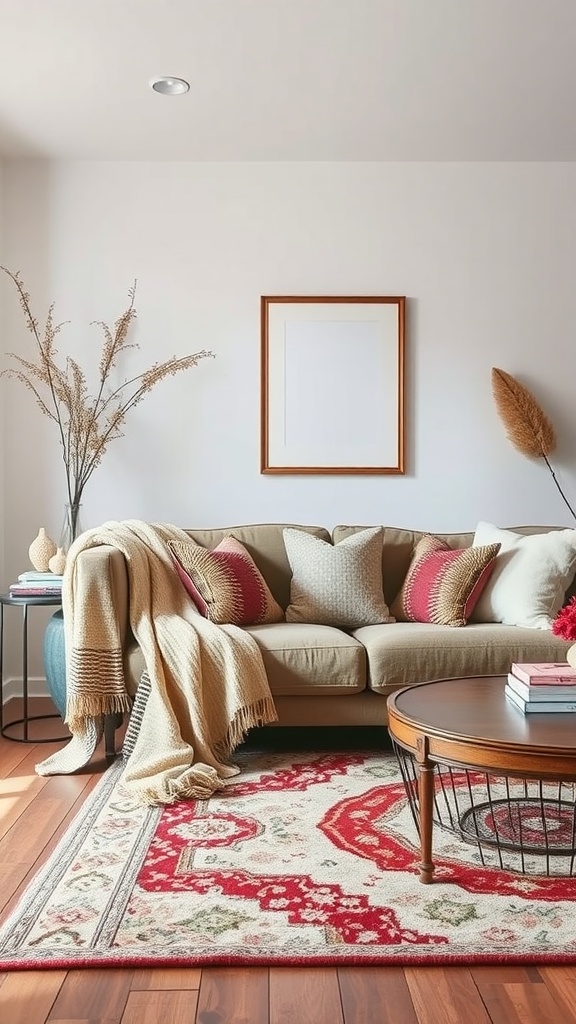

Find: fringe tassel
<box><xmin>66</xmin><ymin>646</ymin><xmax>133</xmax><ymax>728</ymax></box>
<box><xmin>218</xmin><ymin>696</ymin><xmax>279</xmax><ymax>760</ymax></box>
<box><xmin>128</xmin><ymin>768</ymin><xmax>229</xmax><ymax>806</ymax></box>
<box><xmin>66</xmin><ymin>692</ymin><xmax>132</xmax><ymax>732</ymax></box>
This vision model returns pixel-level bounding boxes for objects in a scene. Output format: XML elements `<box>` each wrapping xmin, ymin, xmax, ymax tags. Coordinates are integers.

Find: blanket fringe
<box><xmin>125</xmin><ymin>765</ymin><xmax>232</xmax><ymax>806</ymax></box>
<box><xmin>65</xmin><ymin>648</ymin><xmax>132</xmax><ymax>729</ymax></box>
<box><xmin>218</xmin><ymin>696</ymin><xmax>279</xmax><ymax>760</ymax></box>
<box><xmin>66</xmin><ymin>693</ymin><xmax>133</xmax><ymax>732</ymax></box>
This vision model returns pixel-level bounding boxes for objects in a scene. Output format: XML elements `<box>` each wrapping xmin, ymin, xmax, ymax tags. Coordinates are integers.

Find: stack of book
<box><xmin>8</xmin><ymin>571</ymin><xmax>63</xmax><ymax>598</ymax></box>
<box><xmin>505</xmin><ymin>662</ymin><xmax>576</xmax><ymax>714</ymax></box>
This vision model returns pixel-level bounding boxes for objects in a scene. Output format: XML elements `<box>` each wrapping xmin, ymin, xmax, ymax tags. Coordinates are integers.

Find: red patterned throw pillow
<box><xmin>168</xmin><ymin>536</ymin><xmax>284</xmax><ymax>626</ymax></box>
<box><xmin>390</xmin><ymin>535</ymin><xmax>501</xmax><ymax>627</ymax></box>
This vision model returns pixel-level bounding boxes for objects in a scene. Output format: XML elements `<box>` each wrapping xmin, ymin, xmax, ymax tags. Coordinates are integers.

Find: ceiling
<box><xmin>0</xmin><ymin>0</ymin><xmax>575</xmax><ymax>162</ymax></box>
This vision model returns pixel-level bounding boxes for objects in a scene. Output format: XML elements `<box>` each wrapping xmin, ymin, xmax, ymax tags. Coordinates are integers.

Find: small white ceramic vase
<box><xmin>28</xmin><ymin>527</ymin><xmax>57</xmax><ymax>571</ymax></box>
<box><xmin>567</xmin><ymin>643</ymin><xmax>576</xmax><ymax>671</ymax></box>
<box><xmin>48</xmin><ymin>546</ymin><xmax>67</xmax><ymax>575</ymax></box>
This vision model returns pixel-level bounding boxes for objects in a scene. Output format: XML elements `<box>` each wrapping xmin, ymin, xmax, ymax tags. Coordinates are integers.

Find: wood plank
<box><xmin>0</xmin><ymin>735</ymin><xmax>40</xmax><ymax>775</ymax></box>
<box><xmin>50</xmin><ymin>968</ymin><xmax>133</xmax><ymax>1020</ymax></box>
<box><xmin>0</xmin><ymin>745</ymin><xmax>66</xmax><ymax>841</ymax></box>
<box><xmin>0</xmin><ymin>741</ymin><xmax>33</xmax><ymax>770</ymax></box>
<box><xmin>270</xmin><ymin>967</ymin><xmax>343</xmax><ymax>1024</ymax></box>
<box><xmin>1</xmin><ymin>861</ymin><xmax>44</xmax><ymax>900</ymax></box>
<box><xmin>197</xmin><ymin>967</ymin><xmax>268</xmax><ymax>1024</ymax></box>
<box><xmin>1</xmin><ymin>697</ymin><xmax>70</xmax><ymax>747</ymax></box>
<box><xmin>0</xmin><ymin>773</ymin><xmax>99</xmax><ymax>916</ymax></box>
<box><xmin>130</xmin><ymin>967</ymin><xmax>201</xmax><ymax>990</ymax></box>
<box><xmin>0</xmin><ymin>773</ymin><xmax>97</xmax><ymax>869</ymax></box>
<box><xmin>476</xmin><ymin>981</ymin><xmax>569</xmax><ymax>1023</ymax></box>
<box><xmin>338</xmin><ymin>966</ymin><xmax>419</xmax><ymax>1024</ymax></box>
<box><xmin>48</xmin><ymin>1019</ymin><xmax>119</xmax><ymax>1024</ymax></box>
<box><xmin>0</xmin><ymin>969</ymin><xmax>66</xmax><ymax>1024</ymax></box>
<box><xmin>404</xmin><ymin>967</ymin><xmax>492</xmax><ymax>1024</ymax></box>
<box><xmin>120</xmin><ymin>989</ymin><xmax>198</xmax><ymax>1024</ymax></box>
<box><xmin>470</xmin><ymin>966</ymin><xmax>544</xmax><ymax>984</ymax></box>
<box><xmin>519</xmin><ymin>967</ymin><xmax>576</xmax><ymax>1018</ymax></box>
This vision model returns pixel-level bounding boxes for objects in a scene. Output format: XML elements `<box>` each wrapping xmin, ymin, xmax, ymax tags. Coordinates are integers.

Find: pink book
<box><xmin>510</xmin><ymin>662</ymin><xmax>576</xmax><ymax>686</ymax></box>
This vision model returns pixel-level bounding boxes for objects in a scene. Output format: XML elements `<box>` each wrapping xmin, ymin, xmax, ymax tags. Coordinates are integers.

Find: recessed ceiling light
<box><xmin>151</xmin><ymin>77</ymin><xmax>190</xmax><ymax>96</ymax></box>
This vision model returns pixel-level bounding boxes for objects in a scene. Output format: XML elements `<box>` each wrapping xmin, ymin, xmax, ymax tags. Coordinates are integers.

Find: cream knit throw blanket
<box><xmin>35</xmin><ymin>520</ymin><xmax>278</xmax><ymax>804</ymax></box>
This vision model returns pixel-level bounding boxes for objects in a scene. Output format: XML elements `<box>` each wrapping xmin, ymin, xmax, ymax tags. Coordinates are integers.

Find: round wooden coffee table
<box><xmin>387</xmin><ymin>675</ymin><xmax>576</xmax><ymax>883</ymax></box>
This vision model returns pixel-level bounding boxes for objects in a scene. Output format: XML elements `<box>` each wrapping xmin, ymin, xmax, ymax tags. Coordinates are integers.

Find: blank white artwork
<box><xmin>264</xmin><ymin>300</ymin><xmax>403</xmax><ymax>471</ymax></box>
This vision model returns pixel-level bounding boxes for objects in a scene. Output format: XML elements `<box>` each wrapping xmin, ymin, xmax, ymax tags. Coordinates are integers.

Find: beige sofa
<box><xmin>76</xmin><ymin>522</ymin><xmax>575</xmax><ymax>749</ymax></box>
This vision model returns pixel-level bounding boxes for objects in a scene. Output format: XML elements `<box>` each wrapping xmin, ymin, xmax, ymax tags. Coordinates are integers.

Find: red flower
<box><xmin>552</xmin><ymin>596</ymin><xmax>576</xmax><ymax>640</ymax></box>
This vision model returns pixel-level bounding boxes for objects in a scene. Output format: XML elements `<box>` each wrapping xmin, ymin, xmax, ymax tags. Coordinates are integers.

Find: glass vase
<box><xmin>59</xmin><ymin>502</ymin><xmax>84</xmax><ymax>553</ymax></box>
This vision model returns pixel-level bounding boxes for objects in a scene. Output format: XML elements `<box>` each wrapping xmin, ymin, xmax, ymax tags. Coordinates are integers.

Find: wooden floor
<box><xmin>1</xmin><ymin>700</ymin><xmax>576</xmax><ymax>1024</ymax></box>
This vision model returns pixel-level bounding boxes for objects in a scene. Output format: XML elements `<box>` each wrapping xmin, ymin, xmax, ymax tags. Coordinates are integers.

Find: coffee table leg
<box><xmin>416</xmin><ymin>736</ymin><xmax>435</xmax><ymax>883</ymax></box>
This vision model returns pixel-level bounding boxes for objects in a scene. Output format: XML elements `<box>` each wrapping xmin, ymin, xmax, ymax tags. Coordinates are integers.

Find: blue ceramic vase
<box><xmin>43</xmin><ymin>609</ymin><xmax>67</xmax><ymax>717</ymax></box>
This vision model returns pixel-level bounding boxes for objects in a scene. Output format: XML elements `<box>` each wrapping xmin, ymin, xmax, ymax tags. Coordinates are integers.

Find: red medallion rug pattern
<box><xmin>1</xmin><ymin>748</ymin><xmax>576</xmax><ymax>969</ymax></box>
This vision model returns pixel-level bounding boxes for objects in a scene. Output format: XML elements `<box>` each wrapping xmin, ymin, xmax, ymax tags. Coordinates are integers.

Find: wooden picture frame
<box><xmin>260</xmin><ymin>295</ymin><xmax>406</xmax><ymax>474</ymax></box>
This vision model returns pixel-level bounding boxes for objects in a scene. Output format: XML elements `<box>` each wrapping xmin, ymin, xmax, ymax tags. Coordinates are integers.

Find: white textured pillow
<box><xmin>283</xmin><ymin>526</ymin><xmax>394</xmax><ymax>628</ymax></box>
<box><xmin>471</xmin><ymin>522</ymin><xmax>576</xmax><ymax>629</ymax></box>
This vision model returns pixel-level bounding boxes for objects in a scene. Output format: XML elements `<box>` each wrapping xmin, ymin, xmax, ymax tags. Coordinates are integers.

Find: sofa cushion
<box><xmin>169</xmin><ymin>536</ymin><xmax>284</xmax><ymax>626</ymax></box>
<box><xmin>183</xmin><ymin>524</ymin><xmax>331</xmax><ymax>609</ymax></box>
<box><xmin>244</xmin><ymin>622</ymin><xmax>366</xmax><ymax>695</ymax></box>
<box><xmin>353</xmin><ymin>621</ymin><xmax>573</xmax><ymax>695</ymax></box>
<box><xmin>390</xmin><ymin>535</ymin><xmax>500</xmax><ymax>627</ymax></box>
<box><xmin>471</xmin><ymin>522</ymin><xmax>576</xmax><ymax>629</ymax></box>
<box><xmin>283</xmin><ymin>526</ymin><xmax>394</xmax><ymax>628</ymax></box>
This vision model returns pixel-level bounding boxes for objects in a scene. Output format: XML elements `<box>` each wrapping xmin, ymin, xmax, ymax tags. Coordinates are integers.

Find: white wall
<box><xmin>2</xmin><ymin>159</ymin><xmax>576</xmax><ymax>686</ymax></box>
<box><xmin>0</xmin><ymin>158</ymin><xmax>4</xmax><ymax>586</ymax></box>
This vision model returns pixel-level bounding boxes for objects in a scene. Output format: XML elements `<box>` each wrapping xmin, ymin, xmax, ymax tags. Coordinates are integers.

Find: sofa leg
<box><xmin>104</xmin><ymin>712</ymin><xmax>124</xmax><ymax>760</ymax></box>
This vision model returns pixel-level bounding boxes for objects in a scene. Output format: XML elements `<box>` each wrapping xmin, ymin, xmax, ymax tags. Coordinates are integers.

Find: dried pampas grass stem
<box><xmin>491</xmin><ymin>368</ymin><xmax>556</xmax><ymax>457</ymax></box>
<box><xmin>0</xmin><ymin>267</ymin><xmax>215</xmax><ymax>515</ymax></box>
<box><xmin>491</xmin><ymin>367</ymin><xmax>575</xmax><ymax>522</ymax></box>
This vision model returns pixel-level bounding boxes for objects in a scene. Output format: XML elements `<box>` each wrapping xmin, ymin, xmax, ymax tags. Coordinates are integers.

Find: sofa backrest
<box><xmin>332</xmin><ymin>524</ymin><xmax>576</xmax><ymax>606</ymax></box>
<box><xmin>181</xmin><ymin>522</ymin><xmax>576</xmax><ymax>613</ymax></box>
<box><xmin>183</xmin><ymin>523</ymin><xmax>331</xmax><ymax>608</ymax></box>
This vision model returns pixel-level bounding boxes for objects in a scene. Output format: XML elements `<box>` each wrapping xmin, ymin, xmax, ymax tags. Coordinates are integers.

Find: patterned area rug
<box><xmin>1</xmin><ymin>748</ymin><xmax>576</xmax><ymax>969</ymax></box>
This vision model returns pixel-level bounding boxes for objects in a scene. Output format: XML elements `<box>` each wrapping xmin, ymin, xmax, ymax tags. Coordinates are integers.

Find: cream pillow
<box><xmin>471</xmin><ymin>522</ymin><xmax>576</xmax><ymax>629</ymax></box>
<box><xmin>283</xmin><ymin>526</ymin><xmax>394</xmax><ymax>628</ymax></box>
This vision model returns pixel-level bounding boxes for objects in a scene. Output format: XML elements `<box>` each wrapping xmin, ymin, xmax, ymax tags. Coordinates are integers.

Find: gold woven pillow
<box><xmin>391</xmin><ymin>535</ymin><xmax>501</xmax><ymax>627</ymax></box>
<box><xmin>169</xmin><ymin>536</ymin><xmax>284</xmax><ymax>626</ymax></box>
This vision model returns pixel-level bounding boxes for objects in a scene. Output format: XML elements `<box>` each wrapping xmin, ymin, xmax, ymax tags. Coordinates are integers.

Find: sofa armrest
<box><xmin>73</xmin><ymin>544</ymin><xmax>130</xmax><ymax>651</ymax></box>
<box><xmin>72</xmin><ymin>545</ymin><xmax>134</xmax><ymax>757</ymax></box>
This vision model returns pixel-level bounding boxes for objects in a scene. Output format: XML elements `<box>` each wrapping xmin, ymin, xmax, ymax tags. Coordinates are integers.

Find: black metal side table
<box><xmin>0</xmin><ymin>593</ymin><xmax>69</xmax><ymax>742</ymax></box>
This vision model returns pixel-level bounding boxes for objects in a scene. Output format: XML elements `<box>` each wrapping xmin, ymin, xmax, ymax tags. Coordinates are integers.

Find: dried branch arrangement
<box><xmin>491</xmin><ymin>367</ymin><xmax>575</xmax><ymax>522</ymax></box>
<box><xmin>0</xmin><ymin>267</ymin><xmax>215</xmax><ymax>520</ymax></box>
